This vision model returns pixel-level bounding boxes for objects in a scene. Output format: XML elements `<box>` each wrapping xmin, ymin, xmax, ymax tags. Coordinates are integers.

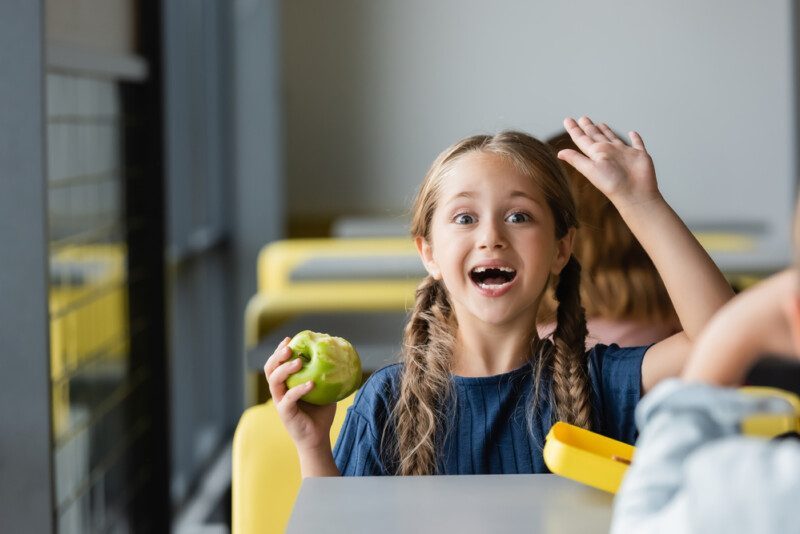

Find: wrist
<box><xmin>297</xmin><ymin>439</ymin><xmax>332</xmax><ymax>458</ymax></box>
<box><xmin>611</xmin><ymin>190</ymin><xmax>665</xmax><ymax>218</ymax></box>
<box><xmin>297</xmin><ymin>442</ymin><xmax>339</xmax><ymax>478</ymax></box>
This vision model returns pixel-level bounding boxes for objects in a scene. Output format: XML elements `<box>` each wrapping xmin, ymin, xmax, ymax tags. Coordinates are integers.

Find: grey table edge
<box><xmin>287</xmin><ymin>473</ymin><xmax>614</xmax><ymax>534</ymax></box>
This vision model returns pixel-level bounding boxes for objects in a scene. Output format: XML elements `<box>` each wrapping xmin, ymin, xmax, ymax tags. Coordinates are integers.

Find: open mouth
<box><xmin>470</xmin><ymin>266</ymin><xmax>517</xmax><ymax>288</ymax></box>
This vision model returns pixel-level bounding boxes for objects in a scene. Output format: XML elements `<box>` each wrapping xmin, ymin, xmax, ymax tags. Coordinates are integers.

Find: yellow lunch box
<box><xmin>738</xmin><ymin>386</ymin><xmax>800</xmax><ymax>437</ymax></box>
<box><xmin>543</xmin><ymin>421</ymin><xmax>634</xmax><ymax>494</ymax></box>
<box><xmin>543</xmin><ymin>386</ymin><xmax>800</xmax><ymax>494</ymax></box>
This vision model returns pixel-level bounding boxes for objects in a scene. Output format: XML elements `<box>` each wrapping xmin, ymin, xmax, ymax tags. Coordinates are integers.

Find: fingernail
<box><xmin>306</xmin><ymin>381</ymin><xmax>314</xmax><ymax>388</ymax></box>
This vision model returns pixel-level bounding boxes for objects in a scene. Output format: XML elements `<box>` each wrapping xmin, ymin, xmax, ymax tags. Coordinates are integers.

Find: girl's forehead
<box><xmin>439</xmin><ymin>151</ymin><xmax>546</xmax><ymax>201</ymax></box>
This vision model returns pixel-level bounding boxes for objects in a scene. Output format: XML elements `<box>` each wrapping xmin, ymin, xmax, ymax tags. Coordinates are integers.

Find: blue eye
<box><xmin>506</xmin><ymin>212</ymin><xmax>531</xmax><ymax>224</ymax></box>
<box><xmin>454</xmin><ymin>213</ymin><xmax>475</xmax><ymax>225</ymax></box>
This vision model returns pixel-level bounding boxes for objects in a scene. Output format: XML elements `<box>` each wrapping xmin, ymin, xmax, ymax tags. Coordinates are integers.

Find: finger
<box><xmin>563</xmin><ymin>117</ymin><xmax>596</xmax><ymax>155</ymax></box>
<box><xmin>557</xmin><ymin>149</ymin><xmax>597</xmax><ymax>178</ymax></box>
<box><xmin>597</xmin><ymin>123</ymin><xmax>624</xmax><ymax>145</ymax></box>
<box><xmin>280</xmin><ymin>380</ymin><xmax>315</xmax><ymax>409</ymax></box>
<box><xmin>266</xmin><ymin>375</ymin><xmax>287</xmax><ymax>404</ymax></box>
<box><xmin>577</xmin><ymin>116</ymin><xmax>608</xmax><ymax>143</ymax></box>
<box><xmin>267</xmin><ymin>357</ymin><xmax>303</xmax><ymax>402</ymax></box>
<box><xmin>628</xmin><ymin>131</ymin><xmax>647</xmax><ymax>151</ymax></box>
<box><xmin>263</xmin><ymin>338</ymin><xmax>293</xmax><ymax>378</ymax></box>
<box><xmin>269</xmin><ymin>357</ymin><xmax>303</xmax><ymax>387</ymax></box>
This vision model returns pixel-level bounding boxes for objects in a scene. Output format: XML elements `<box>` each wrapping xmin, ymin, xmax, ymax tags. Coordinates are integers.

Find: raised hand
<box><xmin>264</xmin><ymin>337</ymin><xmax>336</xmax><ymax>451</ymax></box>
<box><xmin>555</xmin><ymin>118</ymin><xmax>734</xmax><ymax>394</ymax></box>
<box><xmin>557</xmin><ymin>116</ymin><xmax>660</xmax><ymax>206</ymax></box>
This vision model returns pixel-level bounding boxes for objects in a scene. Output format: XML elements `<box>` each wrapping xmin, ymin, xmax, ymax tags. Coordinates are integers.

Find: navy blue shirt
<box><xmin>333</xmin><ymin>343</ymin><xmax>647</xmax><ymax>476</ymax></box>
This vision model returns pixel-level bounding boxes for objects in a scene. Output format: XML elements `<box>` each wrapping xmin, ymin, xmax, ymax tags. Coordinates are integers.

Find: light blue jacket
<box><xmin>611</xmin><ymin>379</ymin><xmax>800</xmax><ymax>534</ymax></box>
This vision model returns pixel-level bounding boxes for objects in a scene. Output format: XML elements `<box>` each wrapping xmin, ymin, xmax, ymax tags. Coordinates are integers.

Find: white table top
<box><xmin>287</xmin><ymin>474</ymin><xmax>614</xmax><ymax>534</ymax></box>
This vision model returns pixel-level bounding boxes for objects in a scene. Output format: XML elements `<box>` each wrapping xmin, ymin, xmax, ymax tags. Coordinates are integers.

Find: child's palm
<box><xmin>559</xmin><ymin>117</ymin><xmax>658</xmax><ymax>203</ymax></box>
<box><xmin>281</xmin><ymin>400</ymin><xmax>336</xmax><ymax>448</ymax></box>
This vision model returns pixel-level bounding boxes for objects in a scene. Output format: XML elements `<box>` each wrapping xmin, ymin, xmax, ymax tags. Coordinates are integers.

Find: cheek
<box><xmin>525</xmin><ymin>232</ymin><xmax>558</xmax><ymax>259</ymax></box>
<box><xmin>524</xmin><ymin>236</ymin><xmax>563</xmax><ymax>278</ymax></box>
<box><xmin>432</xmin><ymin>242</ymin><xmax>460</xmax><ymax>272</ymax></box>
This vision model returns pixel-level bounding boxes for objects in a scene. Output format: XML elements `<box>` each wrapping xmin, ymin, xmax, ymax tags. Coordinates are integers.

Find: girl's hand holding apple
<box><xmin>264</xmin><ymin>336</ymin><xmax>337</xmax><ymax>453</ymax></box>
<box><xmin>264</xmin><ymin>331</ymin><xmax>362</xmax><ymax>454</ymax></box>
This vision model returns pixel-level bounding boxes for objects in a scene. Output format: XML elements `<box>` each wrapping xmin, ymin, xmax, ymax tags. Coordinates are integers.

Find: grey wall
<box><xmin>232</xmin><ymin>0</ymin><xmax>285</xmax><ymax>402</ymax></box>
<box><xmin>283</xmin><ymin>0</ymin><xmax>796</xmax><ymax>271</ymax></box>
<box><xmin>0</xmin><ymin>1</ymin><xmax>53</xmax><ymax>532</ymax></box>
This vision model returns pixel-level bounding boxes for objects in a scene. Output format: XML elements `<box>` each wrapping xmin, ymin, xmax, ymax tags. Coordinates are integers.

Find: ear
<box><xmin>550</xmin><ymin>227</ymin><xmax>576</xmax><ymax>275</ymax></box>
<box><xmin>415</xmin><ymin>236</ymin><xmax>441</xmax><ymax>280</ymax></box>
<box><xmin>784</xmin><ymin>294</ymin><xmax>800</xmax><ymax>354</ymax></box>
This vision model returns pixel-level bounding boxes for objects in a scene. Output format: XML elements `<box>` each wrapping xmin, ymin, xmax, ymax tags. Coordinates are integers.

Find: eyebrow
<box><xmin>445</xmin><ymin>191</ymin><xmax>475</xmax><ymax>203</ymax></box>
<box><xmin>509</xmin><ymin>190</ymin><xmax>541</xmax><ymax>204</ymax></box>
<box><xmin>444</xmin><ymin>190</ymin><xmax>545</xmax><ymax>207</ymax></box>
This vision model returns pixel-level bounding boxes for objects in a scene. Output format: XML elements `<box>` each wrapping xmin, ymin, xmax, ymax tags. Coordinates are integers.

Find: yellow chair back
<box><xmin>232</xmin><ymin>393</ymin><xmax>356</xmax><ymax>534</ymax></box>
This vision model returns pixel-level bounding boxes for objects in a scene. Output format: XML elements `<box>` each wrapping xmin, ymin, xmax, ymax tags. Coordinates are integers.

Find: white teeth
<box><xmin>472</xmin><ymin>266</ymin><xmax>515</xmax><ymax>273</ymax></box>
<box><xmin>478</xmin><ymin>282</ymin><xmax>508</xmax><ymax>288</ymax></box>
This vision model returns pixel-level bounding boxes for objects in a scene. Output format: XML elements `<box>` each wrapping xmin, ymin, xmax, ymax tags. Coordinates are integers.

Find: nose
<box><xmin>477</xmin><ymin>220</ymin><xmax>507</xmax><ymax>250</ymax></box>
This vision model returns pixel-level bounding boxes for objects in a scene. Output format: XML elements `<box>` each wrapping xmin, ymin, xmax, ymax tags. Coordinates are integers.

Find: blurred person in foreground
<box><xmin>611</xmin><ymin>197</ymin><xmax>800</xmax><ymax>533</ymax></box>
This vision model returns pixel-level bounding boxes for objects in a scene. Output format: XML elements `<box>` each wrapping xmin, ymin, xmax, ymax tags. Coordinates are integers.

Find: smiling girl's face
<box><xmin>416</xmin><ymin>151</ymin><xmax>574</xmax><ymax>332</ymax></box>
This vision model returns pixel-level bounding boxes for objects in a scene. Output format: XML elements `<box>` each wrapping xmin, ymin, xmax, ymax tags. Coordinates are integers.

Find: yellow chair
<box><xmin>232</xmin><ymin>393</ymin><xmax>357</xmax><ymax>534</ymax></box>
<box><xmin>49</xmin><ymin>244</ymin><xmax>128</xmax><ymax>439</ymax></box>
<box><xmin>243</xmin><ymin>237</ymin><xmax>422</xmax><ymax>404</ymax></box>
<box><xmin>245</xmin><ymin>237</ymin><xmax>420</xmax><ymax>348</ymax></box>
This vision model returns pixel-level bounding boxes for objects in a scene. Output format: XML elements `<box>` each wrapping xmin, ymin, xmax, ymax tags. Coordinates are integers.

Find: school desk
<box><xmin>286</xmin><ymin>474</ymin><xmax>613</xmax><ymax>534</ymax></box>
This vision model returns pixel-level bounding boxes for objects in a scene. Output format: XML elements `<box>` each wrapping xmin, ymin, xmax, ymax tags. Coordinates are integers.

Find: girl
<box><xmin>264</xmin><ymin>116</ymin><xmax>733</xmax><ymax>477</ymax></box>
<box><xmin>611</xmin><ymin>209</ymin><xmax>800</xmax><ymax>533</ymax></box>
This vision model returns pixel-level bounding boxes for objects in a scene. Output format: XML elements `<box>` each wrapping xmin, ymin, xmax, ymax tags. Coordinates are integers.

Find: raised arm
<box><xmin>558</xmin><ymin>116</ymin><xmax>734</xmax><ymax>390</ymax></box>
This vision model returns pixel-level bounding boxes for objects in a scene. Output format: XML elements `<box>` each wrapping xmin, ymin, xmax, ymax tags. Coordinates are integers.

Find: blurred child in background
<box><xmin>539</xmin><ymin>132</ymin><xmax>681</xmax><ymax>349</ymax></box>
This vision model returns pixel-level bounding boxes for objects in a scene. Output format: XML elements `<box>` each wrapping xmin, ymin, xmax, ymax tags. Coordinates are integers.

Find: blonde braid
<box><xmin>549</xmin><ymin>256</ymin><xmax>592</xmax><ymax>429</ymax></box>
<box><xmin>391</xmin><ymin>276</ymin><xmax>456</xmax><ymax>475</ymax></box>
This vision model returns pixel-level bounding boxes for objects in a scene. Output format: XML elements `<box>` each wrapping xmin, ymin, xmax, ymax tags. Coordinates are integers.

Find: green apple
<box><xmin>285</xmin><ymin>330</ymin><xmax>362</xmax><ymax>405</ymax></box>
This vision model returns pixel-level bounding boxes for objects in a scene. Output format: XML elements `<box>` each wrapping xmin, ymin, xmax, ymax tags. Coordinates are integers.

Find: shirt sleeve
<box><xmin>333</xmin><ymin>407</ymin><xmax>388</xmax><ymax>476</ymax></box>
<box><xmin>611</xmin><ymin>379</ymin><xmax>800</xmax><ymax>534</ymax></box>
<box><xmin>589</xmin><ymin>343</ymin><xmax>648</xmax><ymax>444</ymax></box>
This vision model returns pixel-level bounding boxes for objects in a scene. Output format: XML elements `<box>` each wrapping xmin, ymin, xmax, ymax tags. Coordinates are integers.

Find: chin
<box><xmin>475</xmin><ymin>311</ymin><xmax>520</xmax><ymax>328</ymax></box>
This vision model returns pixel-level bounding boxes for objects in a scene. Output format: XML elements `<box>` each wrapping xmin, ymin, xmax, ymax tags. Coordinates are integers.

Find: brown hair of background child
<box><xmin>391</xmin><ymin>131</ymin><xmax>591</xmax><ymax>475</ymax></box>
<box><xmin>538</xmin><ymin>132</ymin><xmax>679</xmax><ymax>340</ymax></box>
